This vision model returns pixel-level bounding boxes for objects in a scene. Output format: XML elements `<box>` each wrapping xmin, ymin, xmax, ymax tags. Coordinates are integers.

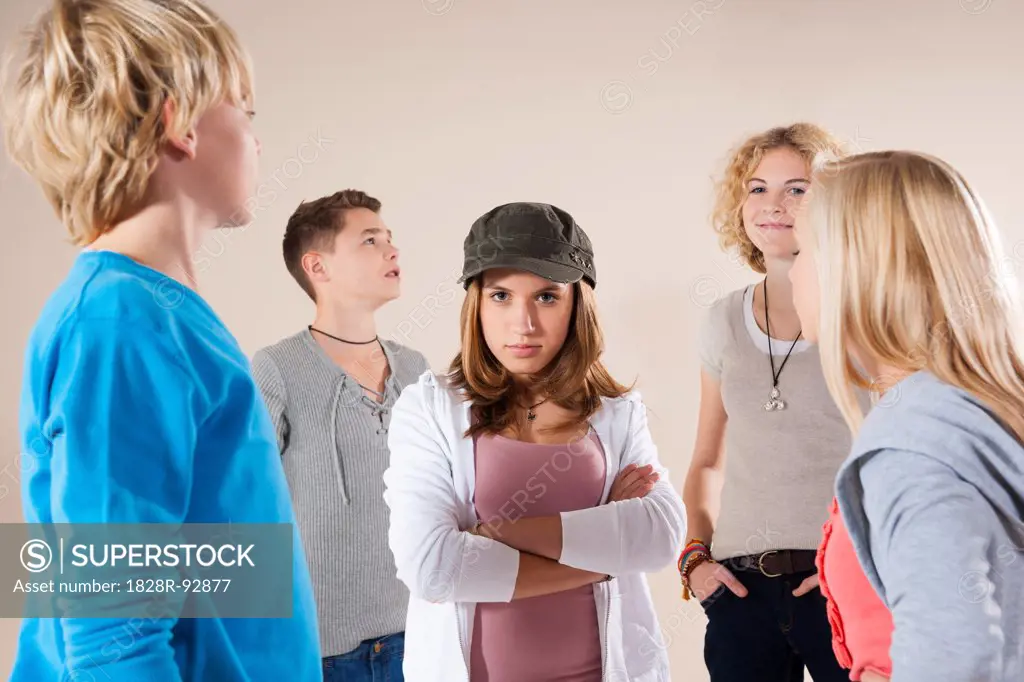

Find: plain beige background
<box><xmin>2</xmin><ymin>0</ymin><xmax>1023</xmax><ymax>679</ymax></box>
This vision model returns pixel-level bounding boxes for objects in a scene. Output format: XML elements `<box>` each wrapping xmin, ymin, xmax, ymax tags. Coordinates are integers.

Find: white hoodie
<box><xmin>383</xmin><ymin>370</ymin><xmax>687</xmax><ymax>681</ymax></box>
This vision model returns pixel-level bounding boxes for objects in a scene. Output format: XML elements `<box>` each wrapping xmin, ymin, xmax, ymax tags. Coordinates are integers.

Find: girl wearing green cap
<box><xmin>382</xmin><ymin>202</ymin><xmax>686</xmax><ymax>682</ymax></box>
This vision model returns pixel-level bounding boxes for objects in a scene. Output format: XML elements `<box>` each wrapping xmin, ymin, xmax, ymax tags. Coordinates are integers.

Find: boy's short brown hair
<box><xmin>282</xmin><ymin>189</ymin><xmax>382</xmax><ymax>301</ymax></box>
<box><xmin>1</xmin><ymin>0</ymin><xmax>254</xmax><ymax>245</ymax></box>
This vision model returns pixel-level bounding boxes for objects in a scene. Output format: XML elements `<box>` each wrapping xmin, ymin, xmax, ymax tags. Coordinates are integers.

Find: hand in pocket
<box><xmin>792</xmin><ymin>573</ymin><xmax>820</xmax><ymax>597</ymax></box>
<box><xmin>688</xmin><ymin>561</ymin><xmax>748</xmax><ymax>601</ymax></box>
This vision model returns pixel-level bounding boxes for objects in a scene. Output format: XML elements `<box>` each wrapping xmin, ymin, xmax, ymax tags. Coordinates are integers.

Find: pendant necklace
<box><xmin>762</xmin><ymin>280</ymin><xmax>802</xmax><ymax>412</ymax></box>
<box><xmin>526</xmin><ymin>398</ymin><xmax>547</xmax><ymax>423</ymax></box>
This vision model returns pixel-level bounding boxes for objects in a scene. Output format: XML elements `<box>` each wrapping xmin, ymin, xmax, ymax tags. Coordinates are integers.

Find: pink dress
<box><xmin>470</xmin><ymin>430</ymin><xmax>607</xmax><ymax>682</ymax></box>
<box><xmin>817</xmin><ymin>497</ymin><xmax>894</xmax><ymax>680</ymax></box>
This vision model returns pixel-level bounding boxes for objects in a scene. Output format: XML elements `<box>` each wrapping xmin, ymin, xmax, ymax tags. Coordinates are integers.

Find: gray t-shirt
<box><xmin>252</xmin><ymin>330</ymin><xmax>429</xmax><ymax>657</ymax></box>
<box><xmin>699</xmin><ymin>285</ymin><xmax>855</xmax><ymax>560</ymax></box>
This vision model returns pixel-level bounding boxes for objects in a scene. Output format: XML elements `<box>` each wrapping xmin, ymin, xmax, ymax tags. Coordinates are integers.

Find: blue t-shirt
<box><xmin>12</xmin><ymin>251</ymin><xmax>321</xmax><ymax>681</ymax></box>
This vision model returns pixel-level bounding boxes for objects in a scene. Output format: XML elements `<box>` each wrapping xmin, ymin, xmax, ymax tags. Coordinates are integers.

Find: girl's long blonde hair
<box><xmin>805</xmin><ymin>150</ymin><xmax>1024</xmax><ymax>442</ymax></box>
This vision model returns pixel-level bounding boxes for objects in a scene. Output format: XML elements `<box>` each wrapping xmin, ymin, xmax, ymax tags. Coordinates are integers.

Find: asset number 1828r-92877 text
<box><xmin>126</xmin><ymin>579</ymin><xmax>231</xmax><ymax>593</ymax></box>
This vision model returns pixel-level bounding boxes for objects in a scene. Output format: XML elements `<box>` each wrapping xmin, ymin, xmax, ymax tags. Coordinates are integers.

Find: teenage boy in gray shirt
<box><xmin>252</xmin><ymin>190</ymin><xmax>428</xmax><ymax>681</ymax></box>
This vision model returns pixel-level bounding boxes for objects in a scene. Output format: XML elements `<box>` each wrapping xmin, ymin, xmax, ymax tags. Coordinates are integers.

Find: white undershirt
<box><xmin>742</xmin><ymin>284</ymin><xmax>812</xmax><ymax>355</ymax></box>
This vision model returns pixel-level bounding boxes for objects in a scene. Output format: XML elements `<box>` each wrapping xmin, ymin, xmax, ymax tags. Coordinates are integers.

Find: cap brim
<box><xmin>459</xmin><ymin>254</ymin><xmax>584</xmax><ymax>288</ymax></box>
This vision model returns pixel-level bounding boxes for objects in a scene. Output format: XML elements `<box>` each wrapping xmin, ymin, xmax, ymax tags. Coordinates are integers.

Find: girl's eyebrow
<box><xmin>483</xmin><ymin>284</ymin><xmax>563</xmax><ymax>295</ymax></box>
<box><xmin>748</xmin><ymin>177</ymin><xmax>810</xmax><ymax>184</ymax></box>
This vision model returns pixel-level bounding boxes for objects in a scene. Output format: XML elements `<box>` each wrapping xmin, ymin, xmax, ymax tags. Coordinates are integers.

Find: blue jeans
<box><xmin>701</xmin><ymin>562</ymin><xmax>848</xmax><ymax>682</ymax></box>
<box><xmin>322</xmin><ymin>632</ymin><xmax>405</xmax><ymax>682</ymax></box>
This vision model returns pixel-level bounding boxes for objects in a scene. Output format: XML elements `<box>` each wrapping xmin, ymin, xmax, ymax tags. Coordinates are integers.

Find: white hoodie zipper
<box><xmin>600</xmin><ymin>582</ymin><xmax>611</xmax><ymax>682</ymax></box>
<box><xmin>456</xmin><ymin>602</ymin><xmax>470</xmax><ymax>681</ymax></box>
<box><xmin>457</xmin><ymin>512</ymin><xmax>478</xmax><ymax>681</ymax></box>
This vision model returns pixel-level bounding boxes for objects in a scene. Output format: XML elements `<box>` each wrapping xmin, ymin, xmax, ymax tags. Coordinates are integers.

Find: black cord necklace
<box><xmin>308</xmin><ymin>325</ymin><xmax>378</xmax><ymax>345</ymax></box>
<box><xmin>762</xmin><ymin>280</ymin><xmax>802</xmax><ymax>412</ymax></box>
<box><xmin>309</xmin><ymin>325</ymin><xmax>387</xmax><ymax>403</ymax></box>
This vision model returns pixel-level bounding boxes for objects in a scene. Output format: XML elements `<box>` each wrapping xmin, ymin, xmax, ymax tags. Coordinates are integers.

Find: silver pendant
<box><xmin>763</xmin><ymin>386</ymin><xmax>786</xmax><ymax>411</ymax></box>
<box><xmin>527</xmin><ymin>410</ymin><xmax>537</xmax><ymax>422</ymax></box>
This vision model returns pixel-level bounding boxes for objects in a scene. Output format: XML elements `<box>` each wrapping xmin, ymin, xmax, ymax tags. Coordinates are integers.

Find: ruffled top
<box><xmin>816</xmin><ymin>497</ymin><xmax>894</xmax><ymax>681</ymax></box>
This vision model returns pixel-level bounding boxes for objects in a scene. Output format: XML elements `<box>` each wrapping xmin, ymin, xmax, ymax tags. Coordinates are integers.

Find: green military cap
<box><xmin>458</xmin><ymin>202</ymin><xmax>596</xmax><ymax>290</ymax></box>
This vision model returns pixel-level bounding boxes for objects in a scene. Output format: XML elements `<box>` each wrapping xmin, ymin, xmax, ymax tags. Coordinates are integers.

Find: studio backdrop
<box><xmin>1</xmin><ymin>0</ymin><xmax>1022</xmax><ymax>679</ymax></box>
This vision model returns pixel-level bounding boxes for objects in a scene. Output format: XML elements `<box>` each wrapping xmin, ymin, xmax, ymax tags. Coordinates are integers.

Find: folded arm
<box><xmin>475</xmin><ymin>463</ymin><xmax>660</xmax><ymax>562</ymax></box>
<box><xmin>558</xmin><ymin>396</ymin><xmax>687</xmax><ymax>576</ymax></box>
<box><xmin>512</xmin><ymin>553</ymin><xmax>607</xmax><ymax>599</ymax></box>
<box><xmin>384</xmin><ymin>384</ymin><xmax>519</xmax><ymax>603</ymax></box>
<box><xmin>48</xmin><ymin>321</ymin><xmax>199</xmax><ymax>680</ymax></box>
<box><xmin>384</xmin><ymin>382</ymin><xmax>611</xmax><ymax>603</ymax></box>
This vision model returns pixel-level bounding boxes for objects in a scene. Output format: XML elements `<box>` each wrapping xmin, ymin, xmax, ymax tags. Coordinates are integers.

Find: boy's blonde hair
<box><xmin>1</xmin><ymin>0</ymin><xmax>254</xmax><ymax>245</ymax></box>
<box><xmin>711</xmin><ymin>123</ymin><xmax>849</xmax><ymax>272</ymax></box>
<box><xmin>805</xmin><ymin>150</ymin><xmax>1024</xmax><ymax>442</ymax></box>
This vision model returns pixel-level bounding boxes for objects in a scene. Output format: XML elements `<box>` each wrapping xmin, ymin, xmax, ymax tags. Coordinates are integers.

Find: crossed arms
<box><xmin>382</xmin><ymin>384</ymin><xmax>687</xmax><ymax>604</ymax></box>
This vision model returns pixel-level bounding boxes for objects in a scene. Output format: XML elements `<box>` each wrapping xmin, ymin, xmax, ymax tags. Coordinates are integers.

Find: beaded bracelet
<box><xmin>678</xmin><ymin>539</ymin><xmax>714</xmax><ymax>601</ymax></box>
<box><xmin>677</xmin><ymin>539</ymin><xmax>710</xmax><ymax>573</ymax></box>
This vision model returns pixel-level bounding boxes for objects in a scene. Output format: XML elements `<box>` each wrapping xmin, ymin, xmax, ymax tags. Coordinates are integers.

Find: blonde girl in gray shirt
<box><xmin>678</xmin><ymin>123</ymin><xmax>854</xmax><ymax>682</ymax></box>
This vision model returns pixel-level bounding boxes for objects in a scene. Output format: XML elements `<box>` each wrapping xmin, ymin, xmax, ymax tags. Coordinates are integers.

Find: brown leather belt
<box><xmin>723</xmin><ymin>550</ymin><xmax>817</xmax><ymax>578</ymax></box>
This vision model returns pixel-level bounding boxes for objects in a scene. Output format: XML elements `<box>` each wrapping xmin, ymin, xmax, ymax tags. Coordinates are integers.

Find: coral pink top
<box><xmin>469</xmin><ymin>430</ymin><xmax>606</xmax><ymax>682</ymax></box>
<box><xmin>817</xmin><ymin>497</ymin><xmax>895</xmax><ymax>681</ymax></box>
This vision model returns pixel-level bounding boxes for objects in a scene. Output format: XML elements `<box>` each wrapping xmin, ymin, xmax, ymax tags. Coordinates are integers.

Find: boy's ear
<box><xmin>161</xmin><ymin>98</ymin><xmax>197</xmax><ymax>160</ymax></box>
<box><xmin>302</xmin><ymin>251</ymin><xmax>326</xmax><ymax>281</ymax></box>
